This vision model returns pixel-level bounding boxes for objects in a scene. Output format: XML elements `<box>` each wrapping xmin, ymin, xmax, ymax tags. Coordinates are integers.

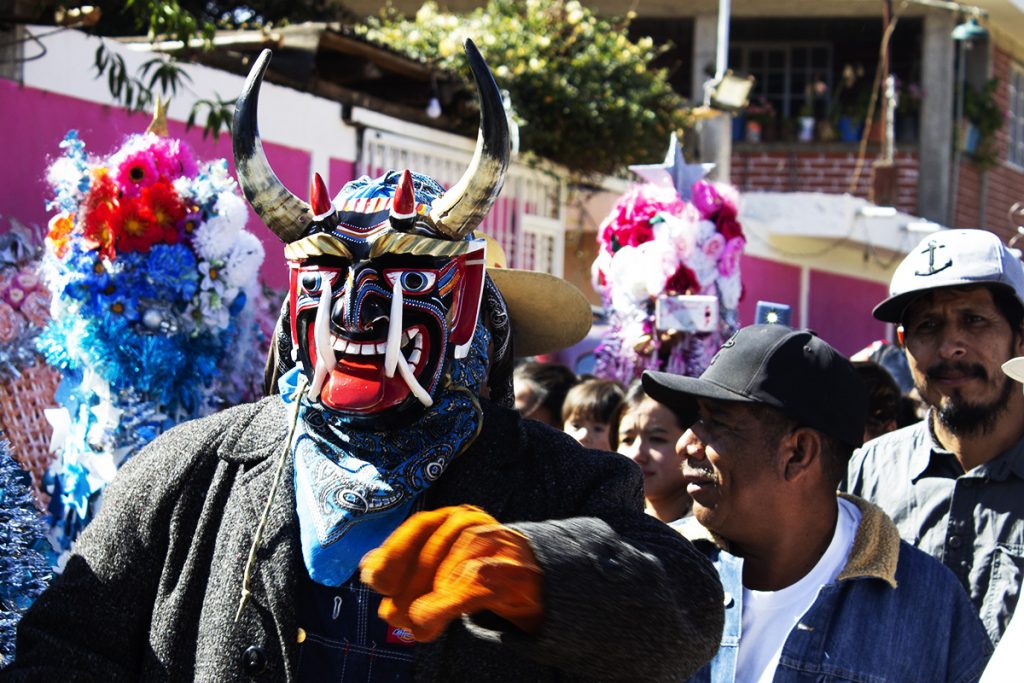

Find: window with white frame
<box><xmin>1011</xmin><ymin>63</ymin><xmax>1024</xmax><ymax>168</ymax></box>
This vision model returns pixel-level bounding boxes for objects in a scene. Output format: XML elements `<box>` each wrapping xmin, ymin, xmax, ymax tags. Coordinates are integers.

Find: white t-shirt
<box><xmin>734</xmin><ymin>497</ymin><xmax>861</xmax><ymax>683</ymax></box>
<box><xmin>981</xmin><ymin>601</ymin><xmax>1024</xmax><ymax>682</ymax></box>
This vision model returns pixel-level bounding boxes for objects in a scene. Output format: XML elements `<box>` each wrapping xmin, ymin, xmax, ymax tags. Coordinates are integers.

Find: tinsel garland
<box><xmin>0</xmin><ymin>436</ymin><xmax>52</xmax><ymax>667</ymax></box>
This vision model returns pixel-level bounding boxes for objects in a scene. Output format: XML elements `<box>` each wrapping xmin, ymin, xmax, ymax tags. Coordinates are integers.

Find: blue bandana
<box><xmin>285</xmin><ymin>324</ymin><xmax>490</xmax><ymax>586</ymax></box>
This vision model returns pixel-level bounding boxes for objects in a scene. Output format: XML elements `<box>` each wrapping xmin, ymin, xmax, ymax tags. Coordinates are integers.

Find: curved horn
<box><xmin>233</xmin><ymin>49</ymin><xmax>311</xmax><ymax>243</ymax></box>
<box><xmin>429</xmin><ymin>38</ymin><xmax>510</xmax><ymax>240</ymax></box>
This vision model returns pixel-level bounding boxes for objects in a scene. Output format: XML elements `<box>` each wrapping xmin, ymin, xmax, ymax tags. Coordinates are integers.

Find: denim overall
<box><xmin>296</xmin><ymin>573</ymin><xmax>416</xmax><ymax>681</ymax></box>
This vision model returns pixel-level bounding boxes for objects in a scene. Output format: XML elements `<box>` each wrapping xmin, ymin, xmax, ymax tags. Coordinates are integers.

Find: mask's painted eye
<box><xmin>298</xmin><ymin>268</ymin><xmax>342</xmax><ymax>295</ymax></box>
<box><xmin>385</xmin><ymin>270</ymin><xmax>437</xmax><ymax>294</ymax></box>
<box><xmin>301</xmin><ymin>272</ymin><xmax>322</xmax><ymax>294</ymax></box>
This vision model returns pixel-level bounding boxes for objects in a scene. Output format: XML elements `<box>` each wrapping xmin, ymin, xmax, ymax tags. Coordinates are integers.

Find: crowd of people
<box><xmin>510</xmin><ymin>228</ymin><xmax>1024</xmax><ymax>682</ymax></box>
<box><xmin>3</xmin><ymin>37</ymin><xmax>1022</xmax><ymax>682</ymax></box>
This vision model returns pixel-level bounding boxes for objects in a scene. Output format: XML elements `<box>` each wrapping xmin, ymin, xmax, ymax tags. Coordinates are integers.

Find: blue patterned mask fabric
<box><xmin>286</xmin><ymin>323</ymin><xmax>490</xmax><ymax>586</ymax></box>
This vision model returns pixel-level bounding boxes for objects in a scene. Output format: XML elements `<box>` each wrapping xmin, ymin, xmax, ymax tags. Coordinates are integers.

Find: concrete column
<box><xmin>692</xmin><ymin>14</ymin><xmax>731</xmax><ymax>183</ymax></box>
<box><xmin>0</xmin><ymin>25</ymin><xmax>24</xmax><ymax>83</ymax></box>
<box><xmin>918</xmin><ymin>10</ymin><xmax>956</xmax><ymax>223</ymax></box>
<box><xmin>699</xmin><ymin>115</ymin><xmax>732</xmax><ymax>183</ymax></box>
<box><xmin>692</xmin><ymin>14</ymin><xmax>718</xmax><ymax>104</ymax></box>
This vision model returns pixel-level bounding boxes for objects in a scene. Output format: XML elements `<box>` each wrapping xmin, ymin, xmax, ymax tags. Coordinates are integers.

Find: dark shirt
<box><xmin>846</xmin><ymin>413</ymin><xmax>1024</xmax><ymax>643</ymax></box>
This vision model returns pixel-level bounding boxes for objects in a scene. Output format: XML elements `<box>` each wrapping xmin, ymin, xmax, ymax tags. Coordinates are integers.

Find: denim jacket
<box><xmin>677</xmin><ymin>495</ymin><xmax>992</xmax><ymax>683</ymax></box>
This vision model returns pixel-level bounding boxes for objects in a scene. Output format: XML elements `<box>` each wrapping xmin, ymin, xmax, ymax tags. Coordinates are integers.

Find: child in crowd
<box><xmin>561</xmin><ymin>378</ymin><xmax>625</xmax><ymax>452</ymax></box>
<box><xmin>610</xmin><ymin>381</ymin><xmax>691</xmax><ymax>523</ymax></box>
<box><xmin>513</xmin><ymin>361</ymin><xmax>578</xmax><ymax>427</ymax></box>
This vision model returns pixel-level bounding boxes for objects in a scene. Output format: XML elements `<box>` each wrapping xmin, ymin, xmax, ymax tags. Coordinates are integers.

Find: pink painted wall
<box><xmin>738</xmin><ymin>254</ymin><xmax>802</xmax><ymax>327</ymax></box>
<box><xmin>807</xmin><ymin>269</ymin><xmax>888</xmax><ymax>356</ymax></box>
<box><xmin>0</xmin><ymin>80</ymin><xmax>355</xmax><ymax>291</ymax></box>
<box><xmin>329</xmin><ymin>158</ymin><xmax>357</xmax><ymax>192</ymax></box>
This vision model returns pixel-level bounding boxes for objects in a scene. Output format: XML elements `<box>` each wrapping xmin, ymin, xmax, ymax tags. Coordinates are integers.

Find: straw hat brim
<box><xmin>487</xmin><ymin>268</ymin><xmax>592</xmax><ymax>358</ymax></box>
<box><xmin>1003</xmin><ymin>357</ymin><xmax>1024</xmax><ymax>384</ymax></box>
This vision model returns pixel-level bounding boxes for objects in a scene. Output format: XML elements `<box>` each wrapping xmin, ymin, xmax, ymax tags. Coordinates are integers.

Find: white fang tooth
<box><xmin>385</xmin><ymin>278</ymin><xmax>403</xmax><ymax>378</ymax></box>
<box><xmin>314</xmin><ymin>279</ymin><xmax>336</xmax><ymax>372</ymax></box>
<box><xmin>307</xmin><ymin>359</ymin><xmax>328</xmax><ymax>401</ymax></box>
<box><xmin>401</xmin><ymin>331</ymin><xmax>411</xmax><ymax>345</ymax></box>
<box><xmin>396</xmin><ymin>351</ymin><xmax>432</xmax><ymax>407</ymax></box>
<box><xmin>408</xmin><ymin>349</ymin><xmax>421</xmax><ymax>365</ymax></box>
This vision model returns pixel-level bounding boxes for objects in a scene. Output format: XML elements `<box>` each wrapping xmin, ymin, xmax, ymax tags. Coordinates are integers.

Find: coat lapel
<box><xmin>227</xmin><ymin>398</ymin><xmax>303</xmax><ymax>678</ymax></box>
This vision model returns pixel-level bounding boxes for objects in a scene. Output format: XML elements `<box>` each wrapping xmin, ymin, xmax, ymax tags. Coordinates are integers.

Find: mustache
<box><xmin>926</xmin><ymin>361</ymin><xmax>988</xmax><ymax>382</ymax></box>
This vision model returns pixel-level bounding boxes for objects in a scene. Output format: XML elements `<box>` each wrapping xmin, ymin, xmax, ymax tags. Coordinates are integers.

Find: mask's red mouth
<box><xmin>308</xmin><ymin>323</ymin><xmax>430</xmax><ymax>413</ymax></box>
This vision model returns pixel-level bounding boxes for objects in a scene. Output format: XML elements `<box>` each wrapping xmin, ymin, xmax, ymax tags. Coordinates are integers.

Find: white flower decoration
<box><xmin>718</xmin><ymin>272</ymin><xmax>742</xmax><ymax>310</ymax></box>
<box><xmin>222</xmin><ymin>231</ymin><xmax>265</xmax><ymax>290</ymax></box>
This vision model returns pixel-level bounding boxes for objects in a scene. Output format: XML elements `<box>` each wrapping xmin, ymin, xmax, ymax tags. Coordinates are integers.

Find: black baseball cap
<box><xmin>642</xmin><ymin>325</ymin><xmax>867</xmax><ymax>449</ymax></box>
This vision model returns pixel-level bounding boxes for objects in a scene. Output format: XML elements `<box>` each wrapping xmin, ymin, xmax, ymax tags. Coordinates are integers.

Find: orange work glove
<box><xmin>359</xmin><ymin>505</ymin><xmax>543</xmax><ymax>643</ymax></box>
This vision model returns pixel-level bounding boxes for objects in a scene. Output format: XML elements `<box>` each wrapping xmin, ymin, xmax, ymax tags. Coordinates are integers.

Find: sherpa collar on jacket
<box><xmin>676</xmin><ymin>493</ymin><xmax>899</xmax><ymax>589</ymax></box>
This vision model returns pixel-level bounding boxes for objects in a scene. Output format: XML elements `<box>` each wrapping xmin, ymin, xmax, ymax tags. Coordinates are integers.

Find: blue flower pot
<box><xmin>836</xmin><ymin>116</ymin><xmax>863</xmax><ymax>143</ymax></box>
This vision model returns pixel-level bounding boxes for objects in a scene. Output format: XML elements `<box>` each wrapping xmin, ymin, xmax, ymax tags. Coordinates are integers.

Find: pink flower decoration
<box><xmin>14</xmin><ymin>268</ymin><xmax>39</xmax><ymax>292</ymax></box>
<box><xmin>702</xmin><ymin>233</ymin><xmax>726</xmax><ymax>262</ymax></box>
<box><xmin>717</xmin><ymin>212</ymin><xmax>744</xmax><ymax>241</ymax></box>
<box><xmin>152</xmin><ymin>138</ymin><xmax>198</xmax><ymax>180</ymax></box>
<box><xmin>598</xmin><ymin>184</ymin><xmax>686</xmax><ymax>254</ymax></box>
<box><xmin>0</xmin><ymin>301</ymin><xmax>24</xmax><ymax>343</ymax></box>
<box><xmin>691</xmin><ymin>180</ymin><xmax>723</xmax><ymax>219</ymax></box>
<box><xmin>115</xmin><ymin>150</ymin><xmax>159</xmax><ymax>197</ymax></box>
<box><xmin>718</xmin><ymin>237</ymin><xmax>746</xmax><ymax>278</ymax></box>
<box><xmin>4</xmin><ymin>286</ymin><xmax>25</xmax><ymax>309</ymax></box>
<box><xmin>716</xmin><ymin>184</ymin><xmax>740</xmax><ymax>216</ymax></box>
<box><xmin>20</xmin><ymin>290</ymin><xmax>51</xmax><ymax>328</ymax></box>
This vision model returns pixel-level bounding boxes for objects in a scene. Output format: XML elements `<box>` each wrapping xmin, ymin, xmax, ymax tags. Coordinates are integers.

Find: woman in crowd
<box><xmin>561</xmin><ymin>378</ymin><xmax>624</xmax><ymax>451</ymax></box>
<box><xmin>610</xmin><ymin>381</ymin><xmax>691</xmax><ymax>523</ymax></box>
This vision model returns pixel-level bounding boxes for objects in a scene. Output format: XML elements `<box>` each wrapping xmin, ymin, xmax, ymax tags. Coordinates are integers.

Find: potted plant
<box><xmin>745</xmin><ymin>97</ymin><xmax>776</xmax><ymax>142</ymax></box>
<box><xmin>830</xmin><ymin>64</ymin><xmax>866</xmax><ymax>143</ymax></box>
<box><xmin>797</xmin><ymin>78</ymin><xmax>828</xmax><ymax>143</ymax></box>
<box><xmin>963</xmin><ymin>78</ymin><xmax>1004</xmax><ymax>168</ymax></box>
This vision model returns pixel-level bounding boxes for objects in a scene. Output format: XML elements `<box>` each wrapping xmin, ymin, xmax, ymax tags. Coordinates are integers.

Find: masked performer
<box><xmin>4</xmin><ymin>41</ymin><xmax>723</xmax><ymax>681</ymax></box>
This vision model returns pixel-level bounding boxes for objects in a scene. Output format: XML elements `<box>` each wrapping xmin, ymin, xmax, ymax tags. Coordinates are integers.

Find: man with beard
<box><xmin>846</xmin><ymin>228</ymin><xmax>1024</xmax><ymax>645</ymax></box>
<box><xmin>3</xmin><ymin>43</ymin><xmax>724</xmax><ymax>681</ymax></box>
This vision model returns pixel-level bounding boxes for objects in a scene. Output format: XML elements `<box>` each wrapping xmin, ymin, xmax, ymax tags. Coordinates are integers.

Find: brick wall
<box><xmin>952</xmin><ymin>45</ymin><xmax>1024</xmax><ymax>238</ymax></box>
<box><xmin>731</xmin><ymin>146</ymin><xmax>920</xmax><ymax>214</ymax></box>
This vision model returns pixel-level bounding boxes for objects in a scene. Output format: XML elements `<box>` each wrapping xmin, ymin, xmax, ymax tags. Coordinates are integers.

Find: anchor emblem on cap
<box><xmin>709</xmin><ymin>334</ymin><xmax>738</xmax><ymax>366</ymax></box>
<box><xmin>914</xmin><ymin>240</ymin><xmax>952</xmax><ymax>276</ymax></box>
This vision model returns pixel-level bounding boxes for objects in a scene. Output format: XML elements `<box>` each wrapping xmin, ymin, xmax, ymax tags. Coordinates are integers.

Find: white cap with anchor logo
<box><xmin>873</xmin><ymin>229</ymin><xmax>1024</xmax><ymax>323</ymax></box>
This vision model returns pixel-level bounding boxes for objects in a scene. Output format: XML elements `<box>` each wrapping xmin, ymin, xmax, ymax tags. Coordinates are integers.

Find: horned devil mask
<box><xmin>233</xmin><ymin>40</ymin><xmax>509</xmax><ymax>417</ymax></box>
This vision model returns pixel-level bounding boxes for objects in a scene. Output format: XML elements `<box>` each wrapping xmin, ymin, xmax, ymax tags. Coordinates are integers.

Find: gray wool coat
<box><xmin>4</xmin><ymin>397</ymin><xmax>724</xmax><ymax>682</ymax></box>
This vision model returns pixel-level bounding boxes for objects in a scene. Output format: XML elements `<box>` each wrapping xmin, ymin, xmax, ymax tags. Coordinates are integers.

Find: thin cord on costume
<box><xmin>235</xmin><ymin>374</ymin><xmax>308</xmax><ymax>623</ymax></box>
